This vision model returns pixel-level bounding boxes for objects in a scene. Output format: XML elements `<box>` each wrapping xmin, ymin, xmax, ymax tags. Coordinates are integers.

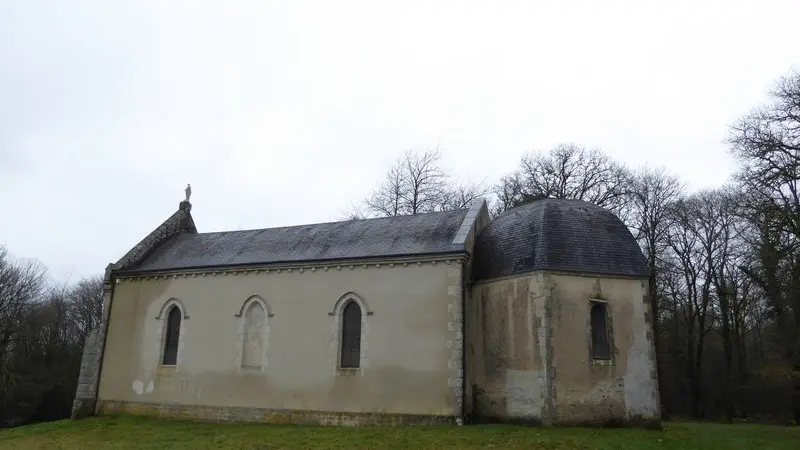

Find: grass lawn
<box><xmin>0</xmin><ymin>416</ymin><xmax>797</xmax><ymax>450</ymax></box>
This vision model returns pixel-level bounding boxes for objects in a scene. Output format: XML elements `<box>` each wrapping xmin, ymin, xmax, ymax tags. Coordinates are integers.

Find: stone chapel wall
<box><xmin>548</xmin><ymin>273</ymin><xmax>660</xmax><ymax>427</ymax></box>
<box><xmin>94</xmin><ymin>259</ymin><xmax>464</xmax><ymax>425</ymax></box>
<box><xmin>468</xmin><ymin>271</ymin><xmax>660</xmax><ymax>427</ymax></box>
<box><xmin>70</xmin><ymin>327</ymin><xmax>104</xmax><ymax>418</ymax></box>
<box><xmin>468</xmin><ymin>272</ymin><xmax>551</xmax><ymax>423</ymax></box>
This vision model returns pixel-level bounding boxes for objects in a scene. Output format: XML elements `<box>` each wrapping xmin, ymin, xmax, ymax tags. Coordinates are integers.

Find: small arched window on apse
<box><xmin>242</xmin><ymin>301</ymin><xmax>266</xmax><ymax>369</ymax></box>
<box><xmin>590</xmin><ymin>300</ymin><xmax>611</xmax><ymax>360</ymax></box>
<box><xmin>340</xmin><ymin>300</ymin><xmax>362</xmax><ymax>369</ymax></box>
<box><xmin>162</xmin><ymin>305</ymin><xmax>182</xmax><ymax>365</ymax></box>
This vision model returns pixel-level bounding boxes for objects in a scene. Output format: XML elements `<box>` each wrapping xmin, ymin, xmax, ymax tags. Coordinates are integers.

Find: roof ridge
<box><xmin>495</xmin><ymin>197</ymin><xmax>603</xmax><ymax>218</ymax></box>
<box><xmin>192</xmin><ymin>208</ymin><xmax>469</xmax><ymax>236</ymax></box>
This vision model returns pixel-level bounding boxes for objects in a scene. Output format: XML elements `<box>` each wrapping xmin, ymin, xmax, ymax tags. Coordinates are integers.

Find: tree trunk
<box><xmin>792</xmin><ymin>365</ymin><xmax>800</xmax><ymax>424</ymax></box>
<box><xmin>735</xmin><ymin>323</ymin><xmax>748</xmax><ymax>418</ymax></box>
<box><xmin>719</xmin><ymin>284</ymin><xmax>735</xmax><ymax>422</ymax></box>
<box><xmin>686</xmin><ymin>326</ymin><xmax>702</xmax><ymax>418</ymax></box>
<box><xmin>648</xmin><ymin>270</ymin><xmax>667</xmax><ymax>418</ymax></box>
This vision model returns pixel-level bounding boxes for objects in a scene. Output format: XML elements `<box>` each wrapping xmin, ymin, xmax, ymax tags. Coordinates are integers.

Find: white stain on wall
<box><xmin>622</xmin><ymin>286</ymin><xmax>659</xmax><ymax>419</ymax></box>
<box><xmin>505</xmin><ymin>369</ymin><xmax>545</xmax><ymax>417</ymax></box>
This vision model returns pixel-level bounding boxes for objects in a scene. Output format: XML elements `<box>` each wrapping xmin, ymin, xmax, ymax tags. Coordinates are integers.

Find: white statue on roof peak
<box><xmin>184</xmin><ymin>183</ymin><xmax>192</xmax><ymax>202</ymax></box>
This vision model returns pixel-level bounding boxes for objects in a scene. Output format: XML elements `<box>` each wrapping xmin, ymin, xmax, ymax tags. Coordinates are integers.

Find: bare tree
<box><xmin>365</xmin><ymin>157</ymin><xmax>408</xmax><ymax>217</ymax></box>
<box><xmin>0</xmin><ymin>246</ymin><xmax>48</xmax><ymax>367</ymax></box>
<box><xmin>0</xmin><ymin>246</ymin><xmax>48</xmax><ymax>424</ymax></box>
<box><xmin>400</xmin><ymin>148</ymin><xmax>451</xmax><ymax>214</ymax></box>
<box><xmin>729</xmin><ymin>69</ymin><xmax>800</xmax><ymax>422</ymax></box>
<box><xmin>493</xmin><ymin>143</ymin><xmax>632</xmax><ymax>215</ymax></box>
<box><xmin>440</xmin><ymin>180</ymin><xmax>490</xmax><ymax>211</ymax></box>
<box><xmin>626</xmin><ymin>166</ymin><xmax>684</xmax><ymax>413</ymax></box>
<box><xmin>663</xmin><ymin>197</ymin><xmax>708</xmax><ymax>418</ymax></box>
<box><xmin>662</xmin><ymin>190</ymin><xmax>739</xmax><ymax>418</ymax></box>
<box><xmin>66</xmin><ymin>277</ymin><xmax>104</xmax><ymax>344</ymax></box>
<box><xmin>490</xmin><ymin>172</ymin><xmax>524</xmax><ymax>216</ymax></box>
<box><xmin>339</xmin><ymin>203</ymin><xmax>369</xmax><ymax>221</ymax></box>
<box><xmin>707</xmin><ymin>187</ymin><xmax>746</xmax><ymax>421</ymax></box>
<box><xmin>360</xmin><ymin>147</ymin><xmax>488</xmax><ymax>217</ymax></box>
<box><xmin>629</xmin><ymin>166</ymin><xmax>684</xmax><ymax>318</ymax></box>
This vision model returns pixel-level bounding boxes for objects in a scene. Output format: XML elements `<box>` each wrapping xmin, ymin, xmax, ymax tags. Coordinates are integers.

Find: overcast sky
<box><xmin>1</xmin><ymin>0</ymin><xmax>799</xmax><ymax>283</ymax></box>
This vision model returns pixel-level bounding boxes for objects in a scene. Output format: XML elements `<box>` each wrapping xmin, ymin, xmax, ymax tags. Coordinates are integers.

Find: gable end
<box><xmin>113</xmin><ymin>201</ymin><xmax>197</xmax><ymax>272</ymax></box>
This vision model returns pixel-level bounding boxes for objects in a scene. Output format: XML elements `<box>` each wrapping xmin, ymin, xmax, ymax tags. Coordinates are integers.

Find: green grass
<box><xmin>0</xmin><ymin>416</ymin><xmax>797</xmax><ymax>449</ymax></box>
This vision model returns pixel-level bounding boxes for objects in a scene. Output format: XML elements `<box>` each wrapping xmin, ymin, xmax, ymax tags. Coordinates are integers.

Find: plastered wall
<box><xmin>467</xmin><ymin>272</ymin><xmax>551</xmax><ymax>422</ymax></box>
<box><xmin>548</xmin><ymin>273</ymin><xmax>660</xmax><ymax>425</ymax></box>
<box><xmin>468</xmin><ymin>271</ymin><xmax>660</xmax><ymax>426</ymax></box>
<box><xmin>96</xmin><ymin>259</ymin><xmax>464</xmax><ymax>417</ymax></box>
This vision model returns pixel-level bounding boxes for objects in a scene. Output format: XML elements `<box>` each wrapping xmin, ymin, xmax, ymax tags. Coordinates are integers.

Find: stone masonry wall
<box><xmin>446</xmin><ymin>260</ymin><xmax>464</xmax><ymax>420</ymax></box>
<box><xmin>71</xmin><ymin>327</ymin><xmax>103</xmax><ymax>419</ymax></box>
<box><xmin>98</xmin><ymin>400</ymin><xmax>457</xmax><ymax>426</ymax></box>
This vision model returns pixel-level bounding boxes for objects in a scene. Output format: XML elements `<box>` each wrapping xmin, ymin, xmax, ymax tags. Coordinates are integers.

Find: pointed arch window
<box><xmin>242</xmin><ymin>301</ymin><xmax>266</xmax><ymax>369</ymax></box>
<box><xmin>162</xmin><ymin>306</ymin><xmax>181</xmax><ymax>365</ymax></box>
<box><xmin>340</xmin><ymin>301</ymin><xmax>362</xmax><ymax>368</ymax></box>
<box><xmin>590</xmin><ymin>301</ymin><xmax>611</xmax><ymax>360</ymax></box>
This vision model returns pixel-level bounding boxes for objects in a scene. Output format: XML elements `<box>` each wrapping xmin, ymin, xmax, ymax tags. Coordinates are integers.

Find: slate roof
<box><xmin>472</xmin><ymin>198</ymin><xmax>649</xmax><ymax>281</ymax></box>
<box><xmin>120</xmin><ymin>209</ymin><xmax>470</xmax><ymax>273</ymax></box>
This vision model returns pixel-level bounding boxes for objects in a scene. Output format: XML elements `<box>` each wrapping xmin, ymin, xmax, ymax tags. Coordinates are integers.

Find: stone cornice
<box><xmin>470</xmin><ymin>268</ymin><xmax>648</xmax><ymax>286</ymax></box>
<box><xmin>114</xmin><ymin>253</ymin><xmax>468</xmax><ymax>282</ymax></box>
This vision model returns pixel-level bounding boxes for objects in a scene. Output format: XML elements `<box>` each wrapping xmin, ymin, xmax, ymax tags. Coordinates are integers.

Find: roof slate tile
<box><xmin>121</xmin><ymin>209</ymin><xmax>469</xmax><ymax>273</ymax></box>
<box><xmin>472</xmin><ymin>198</ymin><xmax>649</xmax><ymax>280</ymax></box>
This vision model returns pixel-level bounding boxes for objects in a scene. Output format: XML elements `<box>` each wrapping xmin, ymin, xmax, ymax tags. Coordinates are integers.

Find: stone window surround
<box><xmin>156</xmin><ymin>298</ymin><xmax>188</xmax><ymax>372</ymax></box>
<box><xmin>234</xmin><ymin>294</ymin><xmax>273</xmax><ymax>373</ymax></box>
<box><xmin>329</xmin><ymin>292</ymin><xmax>372</xmax><ymax>376</ymax></box>
<box><xmin>588</xmin><ymin>298</ymin><xmax>615</xmax><ymax>366</ymax></box>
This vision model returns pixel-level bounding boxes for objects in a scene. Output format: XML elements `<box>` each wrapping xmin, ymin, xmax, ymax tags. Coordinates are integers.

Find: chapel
<box><xmin>71</xmin><ymin>190</ymin><xmax>660</xmax><ymax>427</ymax></box>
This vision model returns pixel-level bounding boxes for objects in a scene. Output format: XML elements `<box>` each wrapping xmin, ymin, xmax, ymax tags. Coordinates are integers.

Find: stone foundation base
<box><xmin>468</xmin><ymin>413</ymin><xmax>661</xmax><ymax>429</ymax></box>
<box><xmin>71</xmin><ymin>398</ymin><xmax>97</xmax><ymax>420</ymax></box>
<box><xmin>97</xmin><ymin>400</ymin><xmax>457</xmax><ymax>426</ymax></box>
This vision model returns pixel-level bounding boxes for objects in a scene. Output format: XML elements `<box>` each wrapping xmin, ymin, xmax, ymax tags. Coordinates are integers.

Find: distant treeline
<box><xmin>0</xmin><ymin>248</ymin><xmax>103</xmax><ymax>428</ymax></box>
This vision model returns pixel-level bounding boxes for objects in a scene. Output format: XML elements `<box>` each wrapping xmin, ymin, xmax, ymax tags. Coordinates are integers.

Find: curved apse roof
<box><xmin>472</xmin><ymin>198</ymin><xmax>649</xmax><ymax>281</ymax></box>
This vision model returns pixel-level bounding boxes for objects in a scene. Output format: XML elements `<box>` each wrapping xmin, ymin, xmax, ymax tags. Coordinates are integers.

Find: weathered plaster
<box><xmin>467</xmin><ymin>272</ymin><xmax>550</xmax><ymax>423</ymax></box>
<box><xmin>97</xmin><ymin>400</ymin><xmax>456</xmax><ymax>426</ymax></box>
<box><xmin>623</xmin><ymin>280</ymin><xmax>661</xmax><ymax>423</ymax></box>
<box><xmin>548</xmin><ymin>273</ymin><xmax>660</xmax><ymax>426</ymax></box>
<box><xmin>235</xmin><ymin>295</ymin><xmax>271</xmax><ymax>373</ymax></box>
<box><xmin>468</xmin><ymin>270</ymin><xmax>660</xmax><ymax>427</ymax></box>
<box><xmin>96</xmin><ymin>261</ymin><xmax>461</xmax><ymax>419</ymax></box>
